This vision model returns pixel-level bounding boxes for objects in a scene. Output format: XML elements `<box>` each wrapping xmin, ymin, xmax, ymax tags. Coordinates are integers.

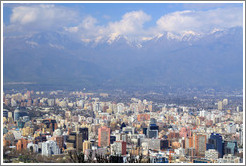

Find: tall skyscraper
<box><xmin>206</xmin><ymin>133</ymin><xmax>224</xmax><ymax>158</ymax></box>
<box><xmin>79</xmin><ymin>128</ymin><xmax>89</xmax><ymax>141</ymax></box>
<box><xmin>76</xmin><ymin>133</ymin><xmax>83</xmax><ymax>152</ymax></box>
<box><xmin>14</xmin><ymin>108</ymin><xmax>20</xmax><ymax>121</ymax></box>
<box><xmin>194</xmin><ymin>134</ymin><xmax>207</xmax><ymax>157</ymax></box>
<box><xmin>74</xmin><ymin>128</ymin><xmax>89</xmax><ymax>152</ymax></box>
<box><xmin>147</xmin><ymin>118</ymin><xmax>159</xmax><ymax>138</ymax></box>
<box><xmin>98</xmin><ymin>126</ymin><xmax>110</xmax><ymax>147</ymax></box>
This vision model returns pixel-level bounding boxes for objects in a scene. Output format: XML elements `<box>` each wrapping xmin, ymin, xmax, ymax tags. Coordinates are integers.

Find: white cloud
<box><xmin>107</xmin><ymin>10</ymin><xmax>151</xmax><ymax>35</ymax></box>
<box><xmin>6</xmin><ymin>4</ymin><xmax>78</xmax><ymax>33</ymax></box>
<box><xmin>107</xmin><ymin>32</ymin><xmax>120</xmax><ymax>44</ymax></box>
<box><xmin>65</xmin><ymin>10</ymin><xmax>152</xmax><ymax>43</ymax></box>
<box><xmin>156</xmin><ymin>7</ymin><xmax>243</xmax><ymax>34</ymax></box>
<box><xmin>5</xmin><ymin>5</ymin><xmax>243</xmax><ymax>43</ymax></box>
<box><xmin>11</xmin><ymin>6</ymin><xmax>37</xmax><ymax>24</ymax></box>
<box><xmin>67</xmin><ymin>7</ymin><xmax>242</xmax><ymax>43</ymax></box>
<box><xmin>64</xmin><ymin>26</ymin><xmax>79</xmax><ymax>33</ymax></box>
<box><xmin>81</xmin><ymin>16</ymin><xmax>97</xmax><ymax>30</ymax></box>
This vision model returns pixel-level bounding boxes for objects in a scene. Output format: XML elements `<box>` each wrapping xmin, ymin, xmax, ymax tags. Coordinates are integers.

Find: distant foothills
<box><xmin>3</xmin><ymin>27</ymin><xmax>243</xmax><ymax>90</ymax></box>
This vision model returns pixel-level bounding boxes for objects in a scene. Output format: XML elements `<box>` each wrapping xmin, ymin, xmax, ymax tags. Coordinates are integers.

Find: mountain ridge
<box><xmin>3</xmin><ymin>27</ymin><xmax>243</xmax><ymax>90</ymax></box>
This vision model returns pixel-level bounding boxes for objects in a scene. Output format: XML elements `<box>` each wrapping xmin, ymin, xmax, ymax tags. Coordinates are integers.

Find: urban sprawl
<box><xmin>2</xmin><ymin>89</ymin><xmax>244</xmax><ymax>163</ymax></box>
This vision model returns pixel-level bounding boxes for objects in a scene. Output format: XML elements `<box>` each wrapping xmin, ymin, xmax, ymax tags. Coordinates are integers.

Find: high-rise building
<box><xmin>186</xmin><ymin>147</ymin><xmax>196</xmax><ymax>158</ymax></box>
<box><xmin>41</xmin><ymin>140</ymin><xmax>60</xmax><ymax>156</ymax></box>
<box><xmin>41</xmin><ymin>119</ymin><xmax>58</xmax><ymax>134</ymax></box>
<box><xmin>148</xmin><ymin>139</ymin><xmax>161</xmax><ymax>151</ymax></box>
<box><xmin>98</xmin><ymin>126</ymin><xmax>110</xmax><ymax>147</ymax></box>
<box><xmin>227</xmin><ymin>123</ymin><xmax>236</xmax><ymax>134</ymax></box>
<box><xmin>41</xmin><ymin>119</ymin><xmax>57</xmax><ymax>133</ymax></box>
<box><xmin>147</xmin><ymin>118</ymin><xmax>159</xmax><ymax>139</ymax></box>
<box><xmin>143</xmin><ymin>128</ymin><xmax>148</xmax><ymax>136</ymax></box>
<box><xmin>218</xmin><ymin>101</ymin><xmax>223</xmax><ymax>110</ymax></box>
<box><xmin>76</xmin><ymin>133</ymin><xmax>83</xmax><ymax>152</ymax></box>
<box><xmin>56</xmin><ymin>136</ymin><xmax>64</xmax><ymax>149</ymax></box>
<box><xmin>73</xmin><ymin>128</ymin><xmax>89</xmax><ymax>152</ymax></box>
<box><xmin>194</xmin><ymin>134</ymin><xmax>207</xmax><ymax>157</ymax></box>
<box><xmin>111</xmin><ymin>141</ymin><xmax>126</xmax><ymax>155</ymax></box>
<box><xmin>120</xmin><ymin>133</ymin><xmax>128</xmax><ymax>143</ymax></box>
<box><xmin>206</xmin><ymin>133</ymin><xmax>224</xmax><ymax>158</ymax></box>
<box><xmin>16</xmin><ymin>138</ymin><xmax>28</xmax><ymax>151</ymax></box>
<box><xmin>222</xmin><ymin>99</ymin><xmax>228</xmax><ymax>106</ymax></box>
<box><xmin>66</xmin><ymin>132</ymin><xmax>76</xmax><ymax>149</ymax></box>
<box><xmin>224</xmin><ymin>141</ymin><xmax>238</xmax><ymax>155</ymax></box>
<box><xmin>14</xmin><ymin>108</ymin><xmax>21</xmax><ymax>121</ymax></box>
<box><xmin>79</xmin><ymin>128</ymin><xmax>89</xmax><ymax>141</ymax></box>
<box><xmin>83</xmin><ymin>141</ymin><xmax>92</xmax><ymax>153</ymax></box>
<box><xmin>27</xmin><ymin>142</ymin><xmax>39</xmax><ymax>153</ymax></box>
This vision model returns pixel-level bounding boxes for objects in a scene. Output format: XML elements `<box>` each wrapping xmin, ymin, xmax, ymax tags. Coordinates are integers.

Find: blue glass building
<box><xmin>206</xmin><ymin>133</ymin><xmax>224</xmax><ymax>158</ymax></box>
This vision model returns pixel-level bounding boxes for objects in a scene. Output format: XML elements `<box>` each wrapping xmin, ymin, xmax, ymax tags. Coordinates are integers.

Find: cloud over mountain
<box><xmin>3</xmin><ymin>3</ymin><xmax>243</xmax><ymax>90</ymax></box>
<box><xmin>4</xmin><ymin>4</ymin><xmax>243</xmax><ymax>43</ymax></box>
<box><xmin>156</xmin><ymin>7</ymin><xmax>243</xmax><ymax>33</ymax></box>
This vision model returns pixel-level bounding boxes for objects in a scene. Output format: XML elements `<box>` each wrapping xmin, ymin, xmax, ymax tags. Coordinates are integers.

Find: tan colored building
<box><xmin>22</xmin><ymin>126</ymin><xmax>34</xmax><ymax>137</ymax></box>
<box><xmin>83</xmin><ymin>141</ymin><xmax>92</xmax><ymax>153</ymax></box>
<box><xmin>16</xmin><ymin>138</ymin><xmax>28</xmax><ymax>151</ymax></box>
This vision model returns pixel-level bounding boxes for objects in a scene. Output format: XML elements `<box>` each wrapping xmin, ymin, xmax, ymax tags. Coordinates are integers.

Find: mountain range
<box><xmin>3</xmin><ymin>27</ymin><xmax>243</xmax><ymax>90</ymax></box>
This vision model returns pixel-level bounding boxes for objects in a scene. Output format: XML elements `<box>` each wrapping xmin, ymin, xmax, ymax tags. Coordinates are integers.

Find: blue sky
<box><xmin>3</xmin><ymin>2</ymin><xmax>244</xmax><ymax>42</ymax></box>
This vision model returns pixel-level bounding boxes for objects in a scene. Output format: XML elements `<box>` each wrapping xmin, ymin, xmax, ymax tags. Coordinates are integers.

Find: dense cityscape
<box><xmin>2</xmin><ymin>88</ymin><xmax>244</xmax><ymax>163</ymax></box>
<box><xmin>2</xmin><ymin>2</ymin><xmax>244</xmax><ymax>164</ymax></box>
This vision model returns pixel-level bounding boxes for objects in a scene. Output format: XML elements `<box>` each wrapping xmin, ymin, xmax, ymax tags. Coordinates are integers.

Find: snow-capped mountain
<box><xmin>3</xmin><ymin>27</ymin><xmax>243</xmax><ymax>89</ymax></box>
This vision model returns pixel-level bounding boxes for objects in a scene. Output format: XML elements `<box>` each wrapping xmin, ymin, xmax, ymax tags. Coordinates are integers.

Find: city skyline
<box><xmin>1</xmin><ymin>1</ymin><xmax>245</xmax><ymax>165</ymax></box>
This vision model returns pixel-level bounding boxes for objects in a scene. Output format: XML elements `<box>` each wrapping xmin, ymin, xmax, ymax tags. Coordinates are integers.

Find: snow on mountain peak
<box><xmin>142</xmin><ymin>36</ymin><xmax>153</xmax><ymax>41</ymax></box>
<box><xmin>210</xmin><ymin>28</ymin><xmax>223</xmax><ymax>34</ymax></box>
<box><xmin>166</xmin><ymin>32</ymin><xmax>180</xmax><ymax>40</ymax></box>
<box><xmin>107</xmin><ymin>33</ymin><xmax>120</xmax><ymax>44</ymax></box>
<box><xmin>25</xmin><ymin>41</ymin><xmax>39</xmax><ymax>47</ymax></box>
